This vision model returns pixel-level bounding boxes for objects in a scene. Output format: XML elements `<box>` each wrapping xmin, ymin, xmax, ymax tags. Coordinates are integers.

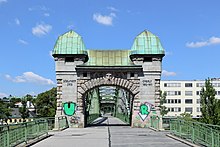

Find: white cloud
<box><xmin>28</xmin><ymin>5</ymin><xmax>49</xmax><ymax>11</ymax></box>
<box><xmin>18</xmin><ymin>39</ymin><xmax>28</xmax><ymax>45</ymax></box>
<box><xmin>44</xmin><ymin>13</ymin><xmax>50</xmax><ymax>17</ymax></box>
<box><xmin>107</xmin><ymin>6</ymin><xmax>118</xmax><ymax>12</ymax></box>
<box><xmin>186</xmin><ymin>36</ymin><xmax>220</xmax><ymax>48</ymax></box>
<box><xmin>0</xmin><ymin>92</ymin><xmax>8</xmax><ymax>98</ymax></box>
<box><xmin>93</xmin><ymin>13</ymin><xmax>116</xmax><ymax>26</ymax></box>
<box><xmin>162</xmin><ymin>70</ymin><xmax>176</xmax><ymax>77</ymax></box>
<box><xmin>0</xmin><ymin>0</ymin><xmax>7</xmax><ymax>4</ymax></box>
<box><xmin>5</xmin><ymin>72</ymin><xmax>55</xmax><ymax>85</ymax></box>
<box><xmin>32</xmin><ymin>22</ymin><xmax>52</xmax><ymax>37</ymax></box>
<box><xmin>15</xmin><ymin>18</ymin><xmax>20</xmax><ymax>25</ymax></box>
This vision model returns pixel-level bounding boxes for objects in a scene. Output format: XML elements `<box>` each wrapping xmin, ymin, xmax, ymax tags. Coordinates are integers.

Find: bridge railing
<box><xmin>0</xmin><ymin>116</ymin><xmax>68</xmax><ymax>147</ymax></box>
<box><xmin>87</xmin><ymin>114</ymin><xmax>100</xmax><ymax>124</ymax></box>
<box><xmin>150</xmin><ymin>116</ymin><xmax>160</xmax><ymax>129</ymax></box>
<box><xmin>170</xmin><ymin>119</ymin><xmax>220</xmax><ymax>147</ymax></box>
<box><xmin>57</xmin><ymin>116</ymin><xmax>69</xmax><ymax>130</ymax></box>
<box><xmin>0</xmin><ymin>118</ymin><xmax>48</xmax><ymax>147</ymax></box>
<box><xmin>115</xmin><ymin>113</ymin><xmax>130</xmax><ymax>124</ymax></box>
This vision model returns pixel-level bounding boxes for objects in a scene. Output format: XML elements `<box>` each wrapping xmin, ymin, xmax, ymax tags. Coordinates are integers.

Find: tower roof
<box><xmin>52</xmin><ymin>30</ymin><xmax>87</xmax><ymax>55</ymax></box>
<box><xmin>130</xmin><ymin>30</ymin><xmax>165</xmax><ymax>55</ymax></box>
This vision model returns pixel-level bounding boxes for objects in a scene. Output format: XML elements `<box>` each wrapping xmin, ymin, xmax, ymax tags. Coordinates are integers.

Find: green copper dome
<box><xmin>52</xmin><ymin>30</ymin><xmax>87</xmax><ymax>55</ymax></box>
<box><xmin>130</xmin><ymin>30</ymin><xmax>165</xmax><ymax>55</ymax></box>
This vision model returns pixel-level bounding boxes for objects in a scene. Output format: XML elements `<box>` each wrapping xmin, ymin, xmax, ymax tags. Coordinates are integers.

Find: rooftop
<box><xmin>52</xmin><ymin>30</ymin><xmax>165</xmax><ymax>66</ymax></box>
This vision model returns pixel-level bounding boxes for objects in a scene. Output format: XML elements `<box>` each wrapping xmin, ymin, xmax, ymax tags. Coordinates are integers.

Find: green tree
<box><xmin>35</xmin><ymin>87</ymin><xmax>57</xmax><ymax>117</ymax></box>
<box><xmin>9</xmin><ymin>97</ymin><xmax>21</xmax><ymax>108</ymax></box>
<box><xmin>179</xmin><ymin>112</ymin><xmax>194</xmax><ymax>121</ymax></box>
<box><xmin>19</xmin><ymin>97</ymin><xmax>29</xmax><ymax>121</ymax></box>
<box><xmin>0</xmin><ymin>99</ymin><xmax>11</xmax><ymax>124</ymax></box>
<box><xmin>159</xmin><ymin>91</ymin><xmax>168</xmax><ymax>117</ymax></box>
<box><xmin>200</xmin><ymin>78</ymin><xmax>220</xmax><ymax>125</ymax></box>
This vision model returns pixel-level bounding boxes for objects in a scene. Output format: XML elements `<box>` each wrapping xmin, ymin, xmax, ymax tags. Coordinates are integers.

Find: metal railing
<box><xmin>0</xmin><ymin>116</ymin><xmax>69</xmax><ymax>147</ymax></box>
<box><xmin>115</xmin><ymin>113</ymin><xmax>129</xmax><ymax>124</ymax></box>
<box><xmin>150</xmin><ymin>116</ymin><xmax>160</xmax><ymax>130</ymax></box>
<box><xmin>0</xmin><ymin>118</ymin><xmax>48</xmax><ymax>147</ymax></box>
<box><xmin>87</xmin><ymin>114</ymin><xmax>99</xmax><ymax>124</ymax></box>
<box><xmin>57</xmin><ymin>116</ymin><xmax>69</xmax><ymax>130</ymax></box>
<box><xmin>170</xmin><ymin>119</ymin><xmax>220</xmax><ymax>147</ymax></box>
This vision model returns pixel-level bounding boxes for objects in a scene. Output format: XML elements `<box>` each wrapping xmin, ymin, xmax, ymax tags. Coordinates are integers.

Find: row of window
<box><xmin>165</xmin><ymin>99</ymin><xmax>193</xmax><ymax>104</ymax></box>
<box><xmin>165</xmin><ymin>91</ymin><xmax>220</xmax><ymax>96</ymax></box>
<box><xmin>164</xmin><ymin>82</ymin><xmax>220</xmax><ymax>87</ymax></box>
<box><xmin>168</xmin><ymin>107</ymin><xmax>181</xmax><ymax>112</ymax></box>
<box><xmin>166</xmin><ymin>99</ymin><xmax>181</xmax><ymax>104</ymax></box>
<box><xmin>167</xmin><ymin>107</ymin><xmax>201</xmax><ymax>113</ymax></box>
<box><xmin>164</xmin><ymin>83</ymin><xmax>192</xmax><ymax>87</ymax></box>
<box><xmin>197</xmin><ymin>91</ymin><xmax>220</xmax><ymax>95</ymax></box>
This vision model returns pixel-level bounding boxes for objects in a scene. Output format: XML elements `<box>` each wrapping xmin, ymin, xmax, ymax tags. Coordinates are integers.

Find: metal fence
<box><xmin>87</xmin><ymin>114</ymin><xmax>100</xmax><ymax>124</ymax></box>
<box><xmin>170</xmin><ymin>119</ymin><xmax>220</xmax><ymax>147</ymax></box>
<box><xmin>115</xmin><ymin>113</ymin><xmax>130</xmax><ymax>124</ymax></box>
<box><xmin>0</xmin><ymin>116</ymin><xmax>68</xmax><ymax>147</ymax></box>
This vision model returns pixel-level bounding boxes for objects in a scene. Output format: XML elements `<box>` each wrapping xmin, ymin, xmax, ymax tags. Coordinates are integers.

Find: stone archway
<box><xmin>75</xmin><ymin>76</ymin><xmax>140</xmax><ymax>127</ymax></box>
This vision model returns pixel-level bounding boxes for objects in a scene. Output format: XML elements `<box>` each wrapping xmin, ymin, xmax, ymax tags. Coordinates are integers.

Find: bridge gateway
<box><xmin>52</xmin><ymin>30</ymin><xmax>165</xmax><ymax>129</ymax></box>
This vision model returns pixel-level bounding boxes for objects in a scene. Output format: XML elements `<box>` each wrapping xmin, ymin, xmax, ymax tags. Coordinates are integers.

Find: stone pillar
<box><xmin>131</xmin><ymin>57</ymin><xmax>163</xmax><ymax>129</ymax></box>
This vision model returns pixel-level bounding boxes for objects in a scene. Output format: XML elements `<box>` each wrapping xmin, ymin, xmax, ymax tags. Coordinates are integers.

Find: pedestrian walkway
<box><xmin>32</xmin><ymin>117</ymin><xmax>189</xmax><ymax>147</ymax></box>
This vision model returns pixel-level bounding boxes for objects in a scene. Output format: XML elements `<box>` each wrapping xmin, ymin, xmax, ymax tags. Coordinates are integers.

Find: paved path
<box><xmin>32</xmin><ymin>116</ymin><xmax>189</xmax><ymax>147</ymax></box>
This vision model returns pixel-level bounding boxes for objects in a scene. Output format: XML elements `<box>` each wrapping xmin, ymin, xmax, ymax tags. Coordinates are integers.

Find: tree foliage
<box><xmin>179</xmin><ymin>112</ymin><xmax>195</xmax><ymax>121</ymax></box>
<box><xmin>35</xmin><ymin>87</ymin><xmax>57</xmax><ymax>117</ymax></box>
<box><xmin>19</xmin><ymin>97</ymin><xmax>29</xmax><ymax>121</ymax></box>
<box><xmin>200</xmin><ymin>78</ymin><xmax>220</xmax><ymax>125</ymax></box>
<box><xmin>9</xmin><ymin>97</ymin><xmax>21</xmax><ymax>108</ymax></box>
<box><xmin>0</xmin><ymin>99</ymin><xmax>11</xmax><ymax>123</ymax></box>
<box><xmin>159</xmin><ymin>91</ymin><xmax>168</xmax><ymax>117</ymax></box>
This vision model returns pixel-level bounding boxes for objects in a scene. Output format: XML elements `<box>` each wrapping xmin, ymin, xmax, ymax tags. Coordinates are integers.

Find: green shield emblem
<box><xmin>63</xmin><ymin>102</ymin><xmax>76</xmax><ymax>116</ymax></box>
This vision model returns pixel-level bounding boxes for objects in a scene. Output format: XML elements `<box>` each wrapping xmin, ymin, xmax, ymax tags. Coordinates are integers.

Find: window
<box><xmin>185</xmin><ymin>107</ymin><xmax>193</xmax><ymax>113</ymax></box>
<box><xmin>197</xmin><ymin>107</ymin><xmax>201</xmax><ymax>112</ymax></box>
<box><xmin>185</xmin><ymin>99</ymin><xmax>193</xmax><ymax>104</ymax></box>
<box><xmin>175</xmin><ymin>99</ymin><xmax>177</xmax><ymax>103</ymax></box>
<box><xmin>166</xmin><ymin>91</ymin><xmax>181</xmax><ymax>96</ymax></box>
<box><xmin>166</xmin><ymin>99</ymin><xmax>181</xmax><ymax>104</ymax></box>
<box><xmin>196</xmin><ymin>91</ymin><xmax>202</xmax><ymax>95</ymax></box>
<box><xmin>185</xmin><ymin>83</ymin><xmax>192</xmax><ymax>87</ymax></box>
<box><xmin>196</xmin><ymin>83</ymin><xmax>205</xmax><ymax>87</ymax></box>
<box><xmin>164</xmin><ymin>83</ymin><xmax>181</xmax><ymax>87</ymax></box>
<box><xmin>196</xmin><ymin>99</ymin><xmax>200</xmax><ymax>104</ymax></box>
<box><xmin>130</xmin><ymin>73</ymin><xmax>135</xmax><ymax>77</ymax></box>
<box><xmin>83</xmin><ymin>73</ymin><xmax>87</xmax><ymax>77</ymax></box>
<box><xmin>185</xmin><ymin>91</ymin><xmax>193</xmax><ymax>96</ymax></box>
<box><xmin>216</xmin><ymin>91</ymin><xmax>220</xmax><ymax>95</ymax></box>
<box><xmin>211</xmin><ymin>83</ymin><xmax>220</xmax><ymax>87</ymax></box>
<box><xmin>169</xmin><ymin>107</ymin><xmax>181</xmax><ymax>112</ymax></box>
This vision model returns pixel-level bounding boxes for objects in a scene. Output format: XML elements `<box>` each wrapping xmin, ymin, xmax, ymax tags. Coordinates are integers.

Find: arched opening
<box><xmin>83</xmin><ymin>85</ymin><xmax>135</xmax><ymax>127</ymax></box>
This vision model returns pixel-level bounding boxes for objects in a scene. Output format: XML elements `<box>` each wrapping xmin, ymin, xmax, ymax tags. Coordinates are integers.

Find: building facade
<box><xmin>160</xmin><ymin>79</ymin><xmax>220</xmax><ymax>118</ymax></box>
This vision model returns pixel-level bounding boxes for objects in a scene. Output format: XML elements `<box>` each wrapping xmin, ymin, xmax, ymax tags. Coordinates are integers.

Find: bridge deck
<box><xmin>32</xmin><ymin>117</ymin><xmax>189</xmax><ymax>147</ymax></box>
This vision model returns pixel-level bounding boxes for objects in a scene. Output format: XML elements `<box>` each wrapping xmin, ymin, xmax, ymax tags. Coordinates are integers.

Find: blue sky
<box><xmin>0</xmin><ymin>0</ymin><xmax>220</xmax><ymax>97</ymax></box>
